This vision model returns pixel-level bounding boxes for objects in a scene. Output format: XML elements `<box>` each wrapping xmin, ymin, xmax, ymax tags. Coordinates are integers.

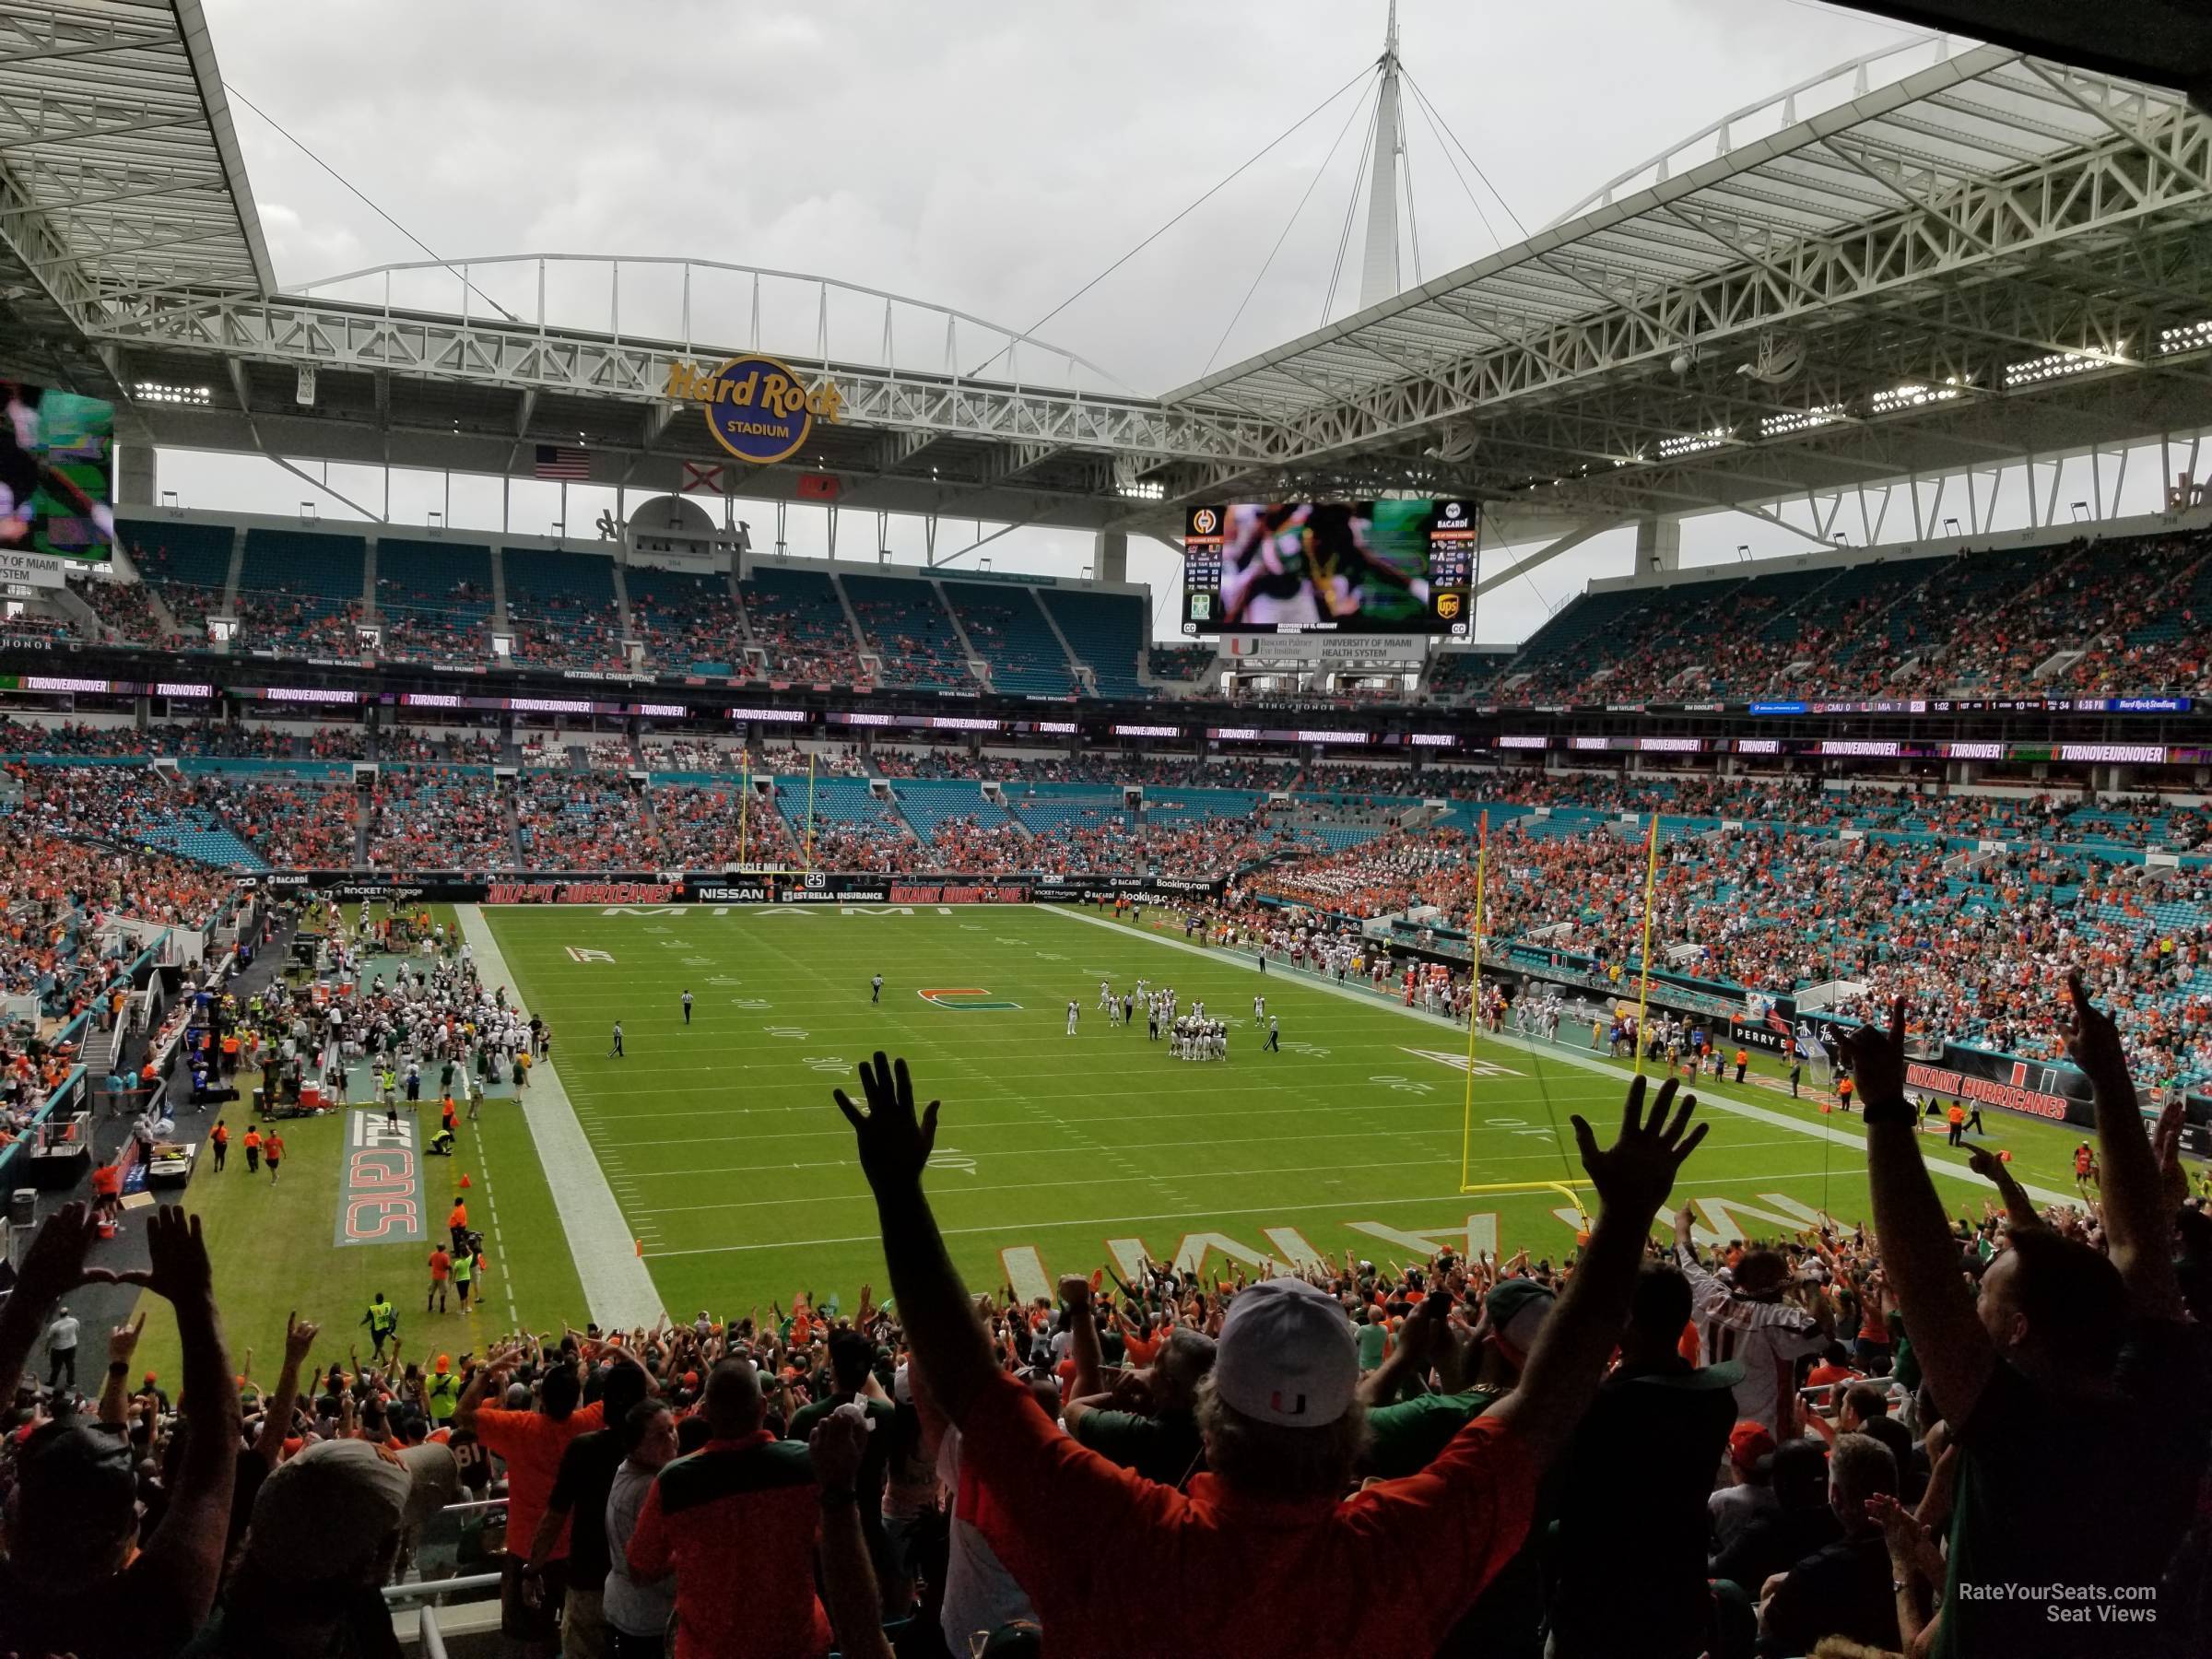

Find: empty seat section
<box><xmin>128</xmin><ymin>521</ymin><xmax>235</xmax><ymax>634</ymax></box>
<box><xmin>842</xmin><ymin>574</ymin><xmax>970</xmax><ymax>688</ymax></box>
<box><xmin>1039</xmin><ymin>589</ymin><xmax>1147</xmax><ymax>698</ymax></box>
<box><xmin>743</xmin><ymin>566</ymin><xmax>864</xmax><ymax>683</ymax></box>
<box><xmin>504</xmin><ymin>547</ymin><xmax>623</xmax><ymax>669</ymax></box>
<box><xmin>236</xmin><ymin>529</ymin><xmax>366</xmax><ymax>656</ymax></box>
<box><xmin>628</xmin><ymin>565</ymin><xmax>743</xmax><ymax>675</ymax></box>
<box><xmin>944</xmin><ymin>584</ymin><xmax>1069</xmax><ymax>695</ymax></box>
<box><xmin>375</xmin><ymin>539</ymin><xmax>495</xmax><ymax>663</ymax></box>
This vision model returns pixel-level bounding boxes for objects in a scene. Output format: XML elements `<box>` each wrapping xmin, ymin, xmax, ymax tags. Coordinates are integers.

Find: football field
<box><xmin>480</xmin><ymin>900</ymin><xmax>2098</xmax><ymax>1321</ymax></box>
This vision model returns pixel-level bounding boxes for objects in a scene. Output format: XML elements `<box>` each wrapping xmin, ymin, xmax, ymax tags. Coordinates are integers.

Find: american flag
<box><xmin>534</xmin><ymin>444</ymin><xmax>590</xmax><ymax>480</ymax></box>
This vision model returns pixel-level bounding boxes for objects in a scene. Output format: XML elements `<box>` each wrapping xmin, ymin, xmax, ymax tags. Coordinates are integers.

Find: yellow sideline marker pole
<box><xmin>1631</xmin><ymin>812</ymin><xmax>1662</xmax><ymax>1077</ymax></box>
<box><xmin>1459</xmin><ymin>811</ymin><xmax>1488</xmax><ymax>1192</ymax></box>
<box><xmin>805</xmin><ymin>751</ymin><xmax>818</xmax><ymax>871</ymax></box>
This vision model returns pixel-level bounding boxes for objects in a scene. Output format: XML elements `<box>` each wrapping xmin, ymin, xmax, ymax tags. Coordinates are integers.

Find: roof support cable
<box><xmin>1204</xmin><ymin>68</ymin><xmax>1382</xmax><ymax>375</ymax></box>
<box><xmin>223</xmin><ymin>82</ymin><xmax>522</xmax><ymax>323</ymax></box>
<box><xmin>1321</xmin><ymin>92</ymin><xmax>1383</xmax><ymax>326</ymax></box>
<box><xmin>1403</xmin><ymin>69</ymin><xmax>1527</xmax><ymax>241</ymax></box>
<box><xmin>971</xmin><ymin>62</ymin><xmax>1378</xmax><ymax>378</ymax></box>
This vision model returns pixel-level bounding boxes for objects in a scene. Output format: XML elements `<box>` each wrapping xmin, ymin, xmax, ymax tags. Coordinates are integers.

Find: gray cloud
<box><xmin>169</xmin><ymin>0</ymin><xmax>1933</xmax><ymax>638</ymax></box>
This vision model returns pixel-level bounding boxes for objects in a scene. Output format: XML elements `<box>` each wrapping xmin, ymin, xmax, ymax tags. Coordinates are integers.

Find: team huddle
<box><xmin>1065</xmin><ymin>980</ymin><xmax>1284</xmax><ymax>1055</ymax></box>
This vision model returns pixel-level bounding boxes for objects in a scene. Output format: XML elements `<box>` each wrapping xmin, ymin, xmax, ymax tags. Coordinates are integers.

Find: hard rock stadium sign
<box><xmin>664</xmin><ymin>354</ymin><xmax>846</xmax><ymax>465</ymax></box>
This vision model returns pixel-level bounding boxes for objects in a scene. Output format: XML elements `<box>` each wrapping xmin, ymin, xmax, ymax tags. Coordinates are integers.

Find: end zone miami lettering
<box><xmin>335</xmin><ymin>1109</ymin><xmax>424</xmax><ymax>1246</ymax></box>
<box><xmin>889</xmin><ymin>883</ymin><xmax>1031</xmax><ymax>904</ymax></box>
<box><xmin>1906</xmin><ymin>1059</ymin><xmax>2072</xmax><ymax>1122</ymax></box>
<box><xmin>487</xmin><ymin>880</ymin><xmax>684</xmax><ymax>905</ymax></box>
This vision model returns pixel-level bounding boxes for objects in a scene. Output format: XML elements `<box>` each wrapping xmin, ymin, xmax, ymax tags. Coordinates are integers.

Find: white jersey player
<box><xmin>1098</xmin><ymin>980</ymin><xmax>1113</xmax><ymax>1010</ymax></box>
<box><xmin>1065</xmin><ymin>1000</ymin><xmax>1079</xmax><ymax>1036</ymax></box>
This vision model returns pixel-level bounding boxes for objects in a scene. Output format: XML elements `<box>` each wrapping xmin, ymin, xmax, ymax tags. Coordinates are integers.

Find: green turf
<box><xmin>129</xmin><ymin>1088</ymin><xmax>588</xmax><ymax>1384</ymax></box>
<box><xmin>476</xmin><ymin>900</ymin><xmax>2102</xmax><ymax>1319</ymax></box>
<box><xmin>132</xmin><ymin>904</ymin><xmax>586</xmax><ymax>1383</ymax></box>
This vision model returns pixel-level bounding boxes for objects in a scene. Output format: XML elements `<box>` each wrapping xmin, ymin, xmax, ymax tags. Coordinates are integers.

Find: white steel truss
<box><xmin>1165</xmin><ymin>46</ymin><xmax>2212</xmax><ymax>517</ymax></box>
<box><xmin>0</xmin><ymin>0</ymin><xmax>272</xmax><ymax>329</ymax></box>
<box><xmin>6</xmin><ymin>13</ymin><xmax>2212</xmax><ymax>535</ymax></box>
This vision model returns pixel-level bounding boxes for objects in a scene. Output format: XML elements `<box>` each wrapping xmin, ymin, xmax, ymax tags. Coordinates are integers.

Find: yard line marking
<box><xmin>1045</xmin><ymin>906</ymin><xmax>2083</xmax><ymax>1210</ymax></box>
<box><xmin>647</xmin><ymin>1167</ymin><xmax>1847</xmax><ymax>1256</ymax></box>
<box><xmin>588</xmin><ymin>1100</ymin><xmax>1617</xmax><ymax>1147</ymax></box>
<box><xmin>628</xmin><ymin>1140</ymin><xmax>1812</xmax><ymax>1214</ymax></box>
<box><xmin>465</xmin><ymin>905</ymin><xmax>665</xmax><ymax>1325</ymax></box>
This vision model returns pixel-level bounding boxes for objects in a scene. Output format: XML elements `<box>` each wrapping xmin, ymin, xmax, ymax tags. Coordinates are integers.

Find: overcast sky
<box><xmin>159</xmin><ymin>0</ymin><xmax>2063</xmax><ymax>642</ymax></box>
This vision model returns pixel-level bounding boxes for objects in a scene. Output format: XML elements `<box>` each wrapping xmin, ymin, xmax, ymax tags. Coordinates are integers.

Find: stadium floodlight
<box><xmin>1657</xmin><ymin>427</ymin><xmax>1731</xmax><ymax>459</ymax></box>
<box><xmin>135</xmin><ymin>381</ymin><xmax>210</xmax><ymax>406</ymax></box>
<box><xmin>1759</xmin><ymin>402</ymin><xmax>1846</xmax><ymax>439</ymax></box>
<box><xmin>1870</xmin><ymin>378</ymin><xmax>1966</xmax><ymax>417</ymax></box>
<box><xmin>2002</xmin><ymin>345</ymin><xmax>2124</xmax><ymax>389</ymax></box>
<box><xmin>2157</xmin><ymin>320</ymin><xmax>2212</xmax><ymax>356</ymax></box>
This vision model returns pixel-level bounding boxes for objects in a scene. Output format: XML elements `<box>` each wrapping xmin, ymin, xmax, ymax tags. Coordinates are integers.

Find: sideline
<box><xmin>1043</xmin><ymin>904</ymin><xmax>2081</xmax><ymax>1211</ymax></box>
<box><xmin>458</xmin><ymin>905</ymin><xmax>665</xmax><ymax>1327</ymax></box>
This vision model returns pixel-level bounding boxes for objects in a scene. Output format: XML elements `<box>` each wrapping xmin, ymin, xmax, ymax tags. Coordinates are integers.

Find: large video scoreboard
<box><xmin>1182</xmin><ymin>500</ymin><xmax>1475</xmax><ymax>637</ymax></box>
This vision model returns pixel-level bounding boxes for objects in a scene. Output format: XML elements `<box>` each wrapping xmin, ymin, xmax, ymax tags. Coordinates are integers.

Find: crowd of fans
<box><xmin>230</xmin><ymin>589</ymin><xmax>361</xmax><ymax>658</ymax></box>
<box><xmin>130</xmin><ymin>542</ymin><xmax>225</xmax><ymax>644</ymax></box>
<box><xmin>1252</xmin><ymin>811</ymin><xmax>2212</xmax><ymax>1087</ymax></box>
<box><xmin>0</xmin><ymin>712</ymin><xmax>2204</xmax><ymax>1079</ymax></box>
<box><xmin>510</xmin><ymin>599</ymin><xmax>629</xmax><ymax>673</ymax></box>
<box><xmin>1430</xmin><ymin>524</ymin><xmax>2212</xmax><ymax>706</ymax></box>
<box><xmin>68</xmin><ymin>573</ymin><xmax>167</xmax><ymax>644</ymax></box>
<box><xmin>514</xmin><ymin>776</ymin><xmax>648</xmax><ymax>869</ymax></box>
<box><xmin>365</xmin><ymin>772</ymin><xmax>517</xmax><ymax>870</ymax></box>
<box><xmin>8</xmin><ymin>976</ymin><xmax>2204</xmax><ymax>1659</ymax></box>
<box><xmin>42</xmin><ymin>516</ymin><xmax>2212</xmax><ymax>712</ymax></box>
<box><xmin>643</xmin><ymin>780</ymin><xmax>802</xmax><ymax>866</ymax></box>
<box><xmin>0</xmin><ymin>810</ymin><xmax>233</xmax><ymax>1027</ymax></box>
<box><xmin>627</xmin><ymin>574</ymin><xmax>746</xmax><ymax>674</ymax></box>
<box><xmin>375</xmin><ymin>578</ymin><xmax>491</xmax><ymax>664</ymax></box>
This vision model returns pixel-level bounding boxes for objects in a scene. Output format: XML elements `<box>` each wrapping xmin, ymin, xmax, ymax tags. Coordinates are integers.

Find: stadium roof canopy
<box><xmin>1171</xmin><ymin>40</ymin><xmax>2212</xmax><ymax>526</ymax></box>
<box><xmin>0</xmin><ymin>0</ymin><xmax>272</xmax><ymax>347</ymax></box>
<box><xmin>2</xmin><ymin>12</ymin><xmax>2210</xmax><ymax>546</ymax></box>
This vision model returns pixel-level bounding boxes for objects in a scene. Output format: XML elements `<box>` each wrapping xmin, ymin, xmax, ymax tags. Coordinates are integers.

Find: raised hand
<box><xmin>284</xmin><ymin>1311</ymin><xmax>320</xmax><ymax>1365</ymax></box>
<box><xmin>117</xmin><ymin>1206</ymin><xmax>214</xmax><ymax>1306</ymax></box>
<box><xmin>1570</xmin><ymin>1074</ymin><xmax>1706</xmax><ymax>1224</ymax></box>
<box><xmin>2153</xmin><ymin>1096</ymin><xmax>2189</xmax><ymax>1211</ymax></box>
<box><xmin>1056</xmin><ymin>1275</ymin><xmax>1091</xmax><ymax>1310</ymax></box>
<box><xmin>2058</xmin><ymin>972</ymin><xmax>2133</xmax><ymax>1099</ymax></box>
<box><xmin>13</xmin><ymin>1201</ymin><xmax>115</xmax><ymax>1311</ymax></box>
<box><xmin>108</xmin><ymin>1312</ymin><xmax>146</xmax><ymax>1365</ymax></box>
<box><xmin>807</xmin><ymin>1406</ymin><xmax>870</xmax><ymax>1491</ymax></box>
<box><xmin>832</xmin><ymin>1053</ymin><xmax>939</xmax><ymax>1194</ymax></box>
<box><xmin>1965</xmin><ymin>1146</ymin><xmax>2002</xmax><ymax>1182</ymax></box>
<box><xmin>1838</xmin><ymin>998</ymin><xmax>1908</xmax><ymax>1108</ymax></box>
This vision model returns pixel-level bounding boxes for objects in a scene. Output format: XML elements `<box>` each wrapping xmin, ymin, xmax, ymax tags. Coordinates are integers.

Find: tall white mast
<box><xmin>1357</xmin><ymin>0</ymin><xmax>1404</xmax><ymax>312</ymax></box>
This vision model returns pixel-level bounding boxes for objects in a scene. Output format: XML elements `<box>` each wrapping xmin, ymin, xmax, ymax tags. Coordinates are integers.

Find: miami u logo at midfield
<box><xmin>919</xmin><ymin>988</ymin><xmax>1022</xmax><ymax>1011</ymax></box>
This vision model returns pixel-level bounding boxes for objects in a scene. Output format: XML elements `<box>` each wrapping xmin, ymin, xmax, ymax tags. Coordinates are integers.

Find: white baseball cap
<box><xmin>1212</xmin><ymin>1277</ymin><xmax>1359</xmax><ymax>1428</ymax></box>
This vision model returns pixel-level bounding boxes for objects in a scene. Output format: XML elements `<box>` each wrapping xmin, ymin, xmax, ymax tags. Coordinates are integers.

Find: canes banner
<box><xmin>335</xmin><ymin>1110</ymin><xmax>423</xmax><ymax>1246</ymax></box>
